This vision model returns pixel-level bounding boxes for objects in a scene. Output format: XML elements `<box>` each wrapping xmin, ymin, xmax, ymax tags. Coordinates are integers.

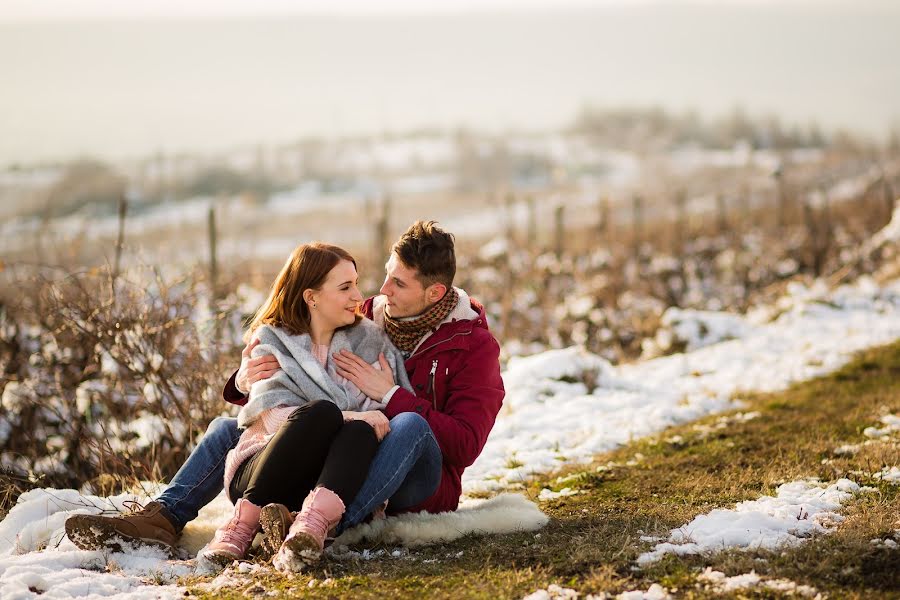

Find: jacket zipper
<box><xmin>411</xmin><ymin>328</ymin><xmax>472</xmax><ymax>359</ymax></box>
<box><xmin>426</xmin><ymin>359</ymin><xmax>438</xmax><ymax>408</ymax></box>
<box><xmin>414</xmin><ymin>321</ymin><xmax>479</xmax><ymax>409</ymax></box>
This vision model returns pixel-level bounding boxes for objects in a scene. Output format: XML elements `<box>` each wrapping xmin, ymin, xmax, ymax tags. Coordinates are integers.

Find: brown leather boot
<box><xmin>259</xmin><ymin>503</ymin><xmax>294</xmax><ymax>559</ymax></box>
<box><xmin>65</xmin><ymin>500</ymin><xmax>179</xmax><ymax>555</ymax></box>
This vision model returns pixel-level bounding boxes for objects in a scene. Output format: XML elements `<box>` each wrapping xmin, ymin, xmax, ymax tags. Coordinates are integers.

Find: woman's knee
<box><xmin>288</xmin><ymin>400</ymin><xmax>342</xmax><ymax>429</ymax></box>
<box><xmin>342</xmin><ymin>419</ymin><xmax>378</xmax><ymax>445</ymax></box>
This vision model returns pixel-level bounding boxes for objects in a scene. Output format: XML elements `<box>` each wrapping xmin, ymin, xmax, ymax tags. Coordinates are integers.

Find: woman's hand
<box><xmin>236</xmin><ymin>339</ymin><xmax>281</xmax><ymax>394</ymax></box>
<box><xmin>342</xmin><ymin>410</ymin><xmax>391</xmax><ymax>441</ymax></box>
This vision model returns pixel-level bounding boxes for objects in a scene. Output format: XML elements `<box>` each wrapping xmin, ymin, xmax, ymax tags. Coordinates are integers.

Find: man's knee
<box><xmin>205</xmin><ymin>416</ymin><xmax>239</xmax><ymax>441</ymax></box>
<box><xmin>388</xmin><ymin>412</ymin><xmax>430</xmax><ymax>437</ymax></box>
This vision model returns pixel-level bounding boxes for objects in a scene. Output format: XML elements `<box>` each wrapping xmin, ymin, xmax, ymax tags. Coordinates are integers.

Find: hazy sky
<box><xmin>0</xmin><ymin>0</ymin><xmax>858</xmax><ymax>21</ymax></box>
<box><xmin>1</xmin><ymin>0</ymin><xmax>897</xmax><ymax>165</ymax></box>
<box><xmin>6</xmin><ymin>0</ymin><xmax>606</xmax><ymax>21</ymax></box>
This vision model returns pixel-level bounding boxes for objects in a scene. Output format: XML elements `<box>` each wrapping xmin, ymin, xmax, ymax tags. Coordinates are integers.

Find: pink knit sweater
<box><xmin>223</xmin><ymin>343</ymin><xmax>378</xmax><ymax>500</ymax></box>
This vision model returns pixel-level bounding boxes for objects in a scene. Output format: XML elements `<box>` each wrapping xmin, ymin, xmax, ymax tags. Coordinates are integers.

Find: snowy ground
<box><xmin>464</xmin><ymin>276</ymin><xmax>900</xmax><ymax>494</ymax></box>
<box><xmin>636</xmin><ymin>478</ymin><xmax>864</xmax><ymax>566</ymax></box>
<box><xmin>523</xmin><ymin>568</ymin><xmax>824</xmax><ymax>600</ymax></box>
<box><xmin>2</xmin><ymin>275</ymin><xmax>900</xmax><ymax>598</ymax></box>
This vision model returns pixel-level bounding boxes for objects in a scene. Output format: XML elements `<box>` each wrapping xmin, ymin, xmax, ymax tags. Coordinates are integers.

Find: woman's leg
<box><xmin>234</xmin><ymin>400</ymin><xmax>344</xmax><ymax>511</ymax></box>
<box><xmin>317</xmin><ymin>419</ymin><xmax>380</xmax><ymax>505</ymax></box>
<box><xmin>273</xmin><ymin>419</ymin><xmax>379</xmax><ymax>571</ymax></box>
<box><xmin>201</xmin><ymin>402</ymin><xmax>346</xmax><ymax>568</ymax></box>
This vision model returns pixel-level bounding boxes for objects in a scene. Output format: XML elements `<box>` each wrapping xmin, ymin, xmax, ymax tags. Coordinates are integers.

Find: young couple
<box><xmin>65</xmin><ymin>221</ymin><xmax>505</xmax><ymax>572</ymax></box>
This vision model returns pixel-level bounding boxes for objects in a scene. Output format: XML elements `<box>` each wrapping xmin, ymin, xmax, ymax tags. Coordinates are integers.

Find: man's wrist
<box><xmin>381</xmin><ymin>385</ymin><xmax>400</xmax><ymax>404</ymax></box>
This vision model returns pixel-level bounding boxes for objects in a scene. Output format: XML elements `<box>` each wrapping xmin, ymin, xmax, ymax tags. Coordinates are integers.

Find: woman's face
<box><xmin>307</xmin><ymin>259</ymin><xmax>363</xmax><ymax>331</ymax></box>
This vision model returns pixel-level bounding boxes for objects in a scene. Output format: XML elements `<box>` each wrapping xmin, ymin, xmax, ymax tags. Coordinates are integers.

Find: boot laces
<box><xmin>293</xmin><ymin>505</ymin><xmax>330</xmax><ymax>536</ymax></box>
<box><xmin>219</xmin><ymin>514</ymin><xmax>256</xmax><ymax>545</ymax></box>
<box><xmin>122</xmin><ymin>500</ymin><xmax>148</xmax><ymax>515</ymax></box>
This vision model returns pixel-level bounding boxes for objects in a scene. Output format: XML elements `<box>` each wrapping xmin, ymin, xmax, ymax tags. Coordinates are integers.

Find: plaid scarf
<box><xmin>383</xmin><ymin>287</ymin><xmax>459</xmax><ymax>354</ymax></box>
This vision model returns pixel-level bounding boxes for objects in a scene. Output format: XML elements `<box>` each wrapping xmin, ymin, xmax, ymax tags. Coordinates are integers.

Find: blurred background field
<box><xmin>1</xmin><ymin>0</ymin><xmax>900</xmax><ymax>513</ymax></box>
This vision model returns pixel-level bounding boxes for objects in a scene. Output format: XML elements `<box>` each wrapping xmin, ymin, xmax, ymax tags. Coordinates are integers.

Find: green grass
<box><xmin>183</xmin><ymin>342</ymin><xmax>900</xmax><ymax>599</ymax></box>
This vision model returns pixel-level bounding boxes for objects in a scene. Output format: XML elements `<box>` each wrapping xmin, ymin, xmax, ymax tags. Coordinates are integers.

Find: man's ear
<box><xmin>426</xmin><ymin>283</ymin><xmax>447</xmax><ymax>304</ymax></box>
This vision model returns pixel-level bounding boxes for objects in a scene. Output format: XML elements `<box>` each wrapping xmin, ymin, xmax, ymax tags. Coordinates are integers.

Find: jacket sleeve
<box><xmin>223</xmin><ymin>369</ymin><xmax>249</xmax><ymax>406</ymax></box>
<box><xmin>384</xmin><ymin>333</ymin><xmax>504</xmax><ymax>468</ymax></box>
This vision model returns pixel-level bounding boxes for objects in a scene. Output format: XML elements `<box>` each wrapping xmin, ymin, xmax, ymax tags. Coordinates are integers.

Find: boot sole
<box><xmin>259</xmin><ymin>505</ymin><xmax>292</xmax><ymax>559</ymax></box>
<box><xmin>198</xmin><ymin>548</ymin><xmax>240</xmax><ymax>568</ymax></box>
<box><xmin>273</xmin><ymin>532</ymin><xmax>322</xmax><ymax>573</ymax></box>
<box><xmin>65</xmin><ymin>515</ymin><xmax>178</xmax><ymax>558</ymax></box>
<box><xmin>283</xmin><ymin>532</ymin><xmax>323</xmax><ymax>564</ymax></box>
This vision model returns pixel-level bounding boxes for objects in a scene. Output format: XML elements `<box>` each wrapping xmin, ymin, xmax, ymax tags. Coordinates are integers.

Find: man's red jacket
<box><xmin>222</xmin><ymin>296</ymin><xmax>505</xmax><ymax>514</ymax></box>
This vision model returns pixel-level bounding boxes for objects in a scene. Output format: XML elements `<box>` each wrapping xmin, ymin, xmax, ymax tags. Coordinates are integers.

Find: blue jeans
<box><xmin>336</xmin><ymin>412</ymin><xmax>442</xmax><ymax>535</ymax></box>
<box><xmin>155</xmin><ymin>416</ymin><xmax>241</xmax><ymax>530</ymax></box>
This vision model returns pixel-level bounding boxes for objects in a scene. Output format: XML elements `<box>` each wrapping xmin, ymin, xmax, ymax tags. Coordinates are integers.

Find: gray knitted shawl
<box><xmin>237</xmin><ymin>318</ymin><xmax>413</xmax><ymax>429</ymax></box>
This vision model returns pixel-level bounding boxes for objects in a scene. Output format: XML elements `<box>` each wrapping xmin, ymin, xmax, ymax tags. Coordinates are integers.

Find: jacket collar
<box><xmin>370</xmin><ymin>287</ymin><xmax>482</xmax><ymax>355</ymax></box>
<box><xmin>371</xmin><ymin>287</ymin><xmax>477</xmax><ymax>328</ymax></box>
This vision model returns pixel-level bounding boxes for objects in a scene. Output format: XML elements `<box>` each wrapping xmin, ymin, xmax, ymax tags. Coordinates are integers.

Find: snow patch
<box><xmin>522</xmin><ymin>583</ymin><xmax>671</xmax><ymax>600</ymax></box>
<box><xmin>637</xmin><ymin>479</ymin><xmax>862</xmax><ymax>565</ymax></box>
<box><xmin>863</xmin><ymin>414</ymin><xmax>900</xmax><ymax>439</ymax></box>
<box><xmin>697</xmin><ymin>568</ymin><xmax>821</xmax><ymax>597</ymax></box>
<box><xmin>538</xmin><ymin>487</ymin><xmax>581</xmax><ymax>501</ymax></box>
<box><xmin>874</xmin><ymin>466</ymin><xmax>900</xmax><ymax>483</ymax></box>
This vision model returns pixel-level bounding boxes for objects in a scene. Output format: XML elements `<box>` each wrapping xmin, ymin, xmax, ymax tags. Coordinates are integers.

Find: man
<box><xmin>66</xmin><ymin>221</ymin><xmax>504</xmax><ymax>553</ymax></box>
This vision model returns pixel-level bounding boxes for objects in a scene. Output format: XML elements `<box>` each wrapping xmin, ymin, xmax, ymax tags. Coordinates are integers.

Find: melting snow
<box><xmin>465</xmin><ymin>277</ymin><xmax>900</xmax><ymax>494</ymax></box>
<box><xmin>863</xmin><ymin>414</ymin><xmax>900</xmax><ymax>439</ymax></box>
<box><xmin>2</xmin><ymin>276</ymin><xmax>900</xmax><ymax>597</ymax></box>
<box><xmin>697</xmin><ymin>568</ymin><xmax>821</xmax><ymax>597</ymax></box>
<box><xmin>637</xmin><ymin>479</ymin><xmax>862</xmax><ymax>565</ymax></box>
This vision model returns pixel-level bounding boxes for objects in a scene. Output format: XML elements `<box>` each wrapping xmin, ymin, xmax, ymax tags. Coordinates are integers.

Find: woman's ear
<box><xmin>303</xmin><ymin>289</ymin><xmax>316</xmax><ymax>307</ymax></box>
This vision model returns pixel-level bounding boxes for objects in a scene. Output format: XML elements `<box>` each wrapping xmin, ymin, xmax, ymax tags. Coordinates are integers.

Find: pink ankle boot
<box><xmin>199</xmin><ymin>498</ymin><xmax>261</xmax><ymax>568</ymax></box>
<box><xmin>273</xmin><ymin>487</ymin><xmax>344</xmax><ymax>572</ymax></box>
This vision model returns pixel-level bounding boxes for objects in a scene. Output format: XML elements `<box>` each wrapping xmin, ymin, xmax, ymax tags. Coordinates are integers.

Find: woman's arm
<box><xmin>258</xmin><ymin>405</ymin><xmax>298</xmax><ymax>435</ymax></box>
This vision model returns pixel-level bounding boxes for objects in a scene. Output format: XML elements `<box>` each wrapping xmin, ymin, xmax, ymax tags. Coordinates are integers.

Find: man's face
<box><xmin>380</xmin><ymin>254</ymin><xmax>431</xmax><ymax>318</ymax></box>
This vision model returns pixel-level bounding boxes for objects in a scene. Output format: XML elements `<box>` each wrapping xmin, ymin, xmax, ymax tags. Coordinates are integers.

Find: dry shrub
<box><xmin>0</xmin><ymin>265</ymin><xmax>244</xmax><ymax>511</ymax></box>
<box><xmin>456</xmin><ymin>187</ymin><xmax>895</xmax><ymax>363</ymax></box>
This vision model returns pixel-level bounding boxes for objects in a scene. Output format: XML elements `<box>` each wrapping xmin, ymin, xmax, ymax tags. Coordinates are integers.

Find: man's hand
<box><xmin>333</xmin><ymin>350</ymin><xmax>395</xmax><ymax>400</ymax></box>
<box><xmin>342</xmin><ymin>410</ymin><xmax>391</xmax><ymax>441</ymax></box>
<box><xmin>236</xmin><ymin>339</ymin><xmax>281</xmax><ymax>394</ymax></box>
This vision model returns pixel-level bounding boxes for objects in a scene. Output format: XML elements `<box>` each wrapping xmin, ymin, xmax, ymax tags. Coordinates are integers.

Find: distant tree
<box><xmin>887</xmin><ymin>127</ymin><xmax>900</xmax><ymax>155</ymax></box>
<box><xmin>807</xmin><ymin>122</ymin><xmax>827</xmax><ymax>148</ymax></box>
<box><xmin>43</xmin><ymin>159</ymin><xmax>126</xmax><ymax>218</ymax></box>
<box><xmin>183</xmin><ymin>166</ymin><xmax>273</xmax><ymax>198</ymax></box>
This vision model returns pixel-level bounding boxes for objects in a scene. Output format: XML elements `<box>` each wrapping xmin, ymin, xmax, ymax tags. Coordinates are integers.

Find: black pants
<box><xmin>229</xmin><ymin>400</ymin><xmax>379</xmax><ymax>510</ymax></box>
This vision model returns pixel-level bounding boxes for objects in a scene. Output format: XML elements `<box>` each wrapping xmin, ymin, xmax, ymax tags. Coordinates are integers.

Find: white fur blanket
<box><xmin>333</xmin><ymin>493</ymin><xmax>549</xmax><ymax>547</ymax></box>
<box><xmin>180</xmin><ymin>493</ymin><xmax>548</xmax><ymax>555</ymax></box>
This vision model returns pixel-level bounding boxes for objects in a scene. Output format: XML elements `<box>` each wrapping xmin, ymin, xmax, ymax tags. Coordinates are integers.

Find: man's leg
<box><xmin>66</xmin><ymin>416</ymin><xmax>241</xmax><ymax>553</ymax></box>
<box><xmin>335</xmin><ymin>412</ymin><xmax>442</xmax><ymax>535</ymax></box>
<box><xmin>157</xmin><ymin>416</ymin><xmax>242</xmax><ymax>529</ymax></box>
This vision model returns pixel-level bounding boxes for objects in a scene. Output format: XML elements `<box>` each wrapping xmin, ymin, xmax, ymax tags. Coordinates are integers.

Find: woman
<box><xmin>199</xmin><ymin>243</ymin><xmax>411</xmax><ymax>573</ymax></box>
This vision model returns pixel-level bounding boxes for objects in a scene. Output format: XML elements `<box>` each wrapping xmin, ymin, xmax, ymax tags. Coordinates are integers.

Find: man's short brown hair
<box><xmin>392</xmin><ymin>220</ymin><xmax>456</xmax><ymax>290</ymax></box>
